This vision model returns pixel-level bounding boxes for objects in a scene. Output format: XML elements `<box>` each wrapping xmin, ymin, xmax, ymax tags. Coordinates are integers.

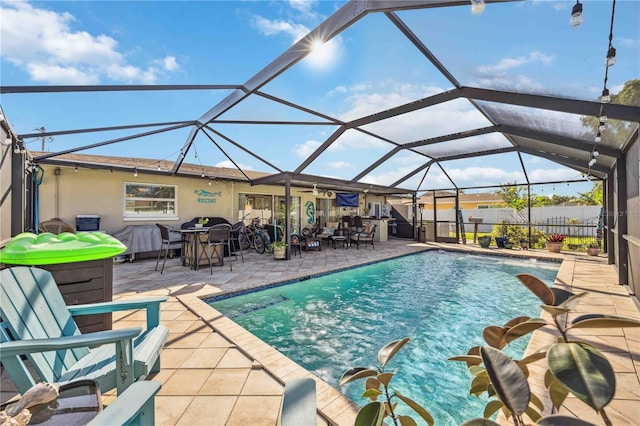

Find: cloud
<box><xmin>326</xmin><ymin>160</ymin><xmax>353</xmax><ymax>170</ymax></box>
<box><xmin>293</xmin><ymin>140</ymin><xmax>322</xmax><ymax>158</ymax></box>
<box><xmin>477</xmin><ymin>51</ymin><xmax>554</xmax><ymax>74</ymax></box>
<box><xmin>0</xmin><ymin>1</ymin><xmax>179</xmax><ymax>84</ymax></box>
<box><xmin>252</xmin><ymin>15</ymin><xmax>309</xmax><ymax>41</ymax></box>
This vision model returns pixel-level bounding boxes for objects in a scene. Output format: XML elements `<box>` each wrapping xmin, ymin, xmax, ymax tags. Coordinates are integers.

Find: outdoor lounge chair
<box><xmin>0</xmin><ymin>266</ymin><xmax>169</xmax><ymax>395</ymax></box>
<box><xmin>38</xmin><ymin>219</ymin><xmax>75</xmax><ymax>234</ymax></box>
<box><xmin>350</xmin><ymin>223</ymin><xmax>376</xmax><ymax>249</ymax></box>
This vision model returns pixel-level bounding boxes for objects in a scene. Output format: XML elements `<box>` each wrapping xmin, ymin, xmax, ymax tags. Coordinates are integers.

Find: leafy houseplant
<box><xmin>195</xmin><ymin>217</ymin><xmax>209</xmax><ymax>228</ymax></box>
<box><xmin>269</xmin><ymin>239</ymin><xmax>287</xmax><ymax>259</ymax></box>
<box><xmin>586</xmin><ymin>240</ymin><xmax>601</xmax><ymax>256</ymax></box>
<box><xmin>340</xmin><ymin>338</ymin><xmax>434</xmax><ymax>426</ymax></box>
<box><xmin>546</xmin><ymin>234</ymin><xmax>565</xmax><ymax>253</ymax></box>
<box><xmin>449</xmin><ymin>273</ymin><xmax>640</xmax><ymax>426</ymax></box>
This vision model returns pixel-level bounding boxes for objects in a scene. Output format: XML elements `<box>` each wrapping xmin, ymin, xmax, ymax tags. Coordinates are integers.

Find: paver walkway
<box><xmin>1</xmin><ymin>239</ymin><xmax>638</xmax><ymax>425</ymax></box>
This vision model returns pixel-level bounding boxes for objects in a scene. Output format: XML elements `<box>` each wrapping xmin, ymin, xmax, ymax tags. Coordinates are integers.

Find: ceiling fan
<box><xmin>301</xmin><ymin>183</ymin><xmax>333</xmax><ymax>197</ymax></box>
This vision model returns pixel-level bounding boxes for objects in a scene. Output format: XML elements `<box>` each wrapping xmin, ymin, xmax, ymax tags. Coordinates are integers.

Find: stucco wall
<box><xmin>35</xmin><ymin>164</ymin><xmax>344</xmax><ymax>234</ymax></box>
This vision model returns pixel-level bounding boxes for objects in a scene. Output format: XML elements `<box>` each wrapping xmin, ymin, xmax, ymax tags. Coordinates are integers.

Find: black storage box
<box><xmin>76</xmin><ymin>215</ymin><xmax>101</xmax><ymax>231</ymax></box>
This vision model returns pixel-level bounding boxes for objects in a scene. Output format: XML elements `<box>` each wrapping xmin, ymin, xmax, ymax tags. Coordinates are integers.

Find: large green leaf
<box><xmin>460</xmin><ymin>419</ymin><xmax>500</xmax><ymax>426</ymax></box>
<box><xmin>536</xmin><ymin>414</ymin><xmax>598</xmax><ymax>425</ymax></box>
<box><xmin>568</xmin><ymin>314</ymin><xmax>640</xmax><ymax>329</ymax></box>
<box><xmin>480</xmin><ymin>346</ymin><xmax>530</xmax><ymax>416</ymax></box>
<box><xmin>377</xmin><ymin>372</ymin><xmax>394</xmax><ymax>387</ymax></box>
<box><xmin>365</xmin><ymin>377</ymin><xmax>380</xmax><ymax>390</ymax></box>
<box><xmin>362</xmin><ymin>388</ymin><xmax>382</xmax><ymax>400</ymax></box>
<box><xmin>378</xmin><ymin>337</ymin><xmax>411</xmax><ymax>369</ymax></box>
<box><xmin>550</xmin><ymin>288</ymin><xmax>575</xmax><ymax>306</ymax></box>
<box><xmin>548</xmin><ymin>378</ymin><xmax>570</xmax><ymax>409</ymax></box>
<box><xmin>524</xmin><ymin>404</ymin><xmax>542</xmax><ymax>422</ymax></box>
<box><xmin>547</xmin><ymin>342</ymin><xmax>615</xmax><ymax>410</ymax></box>
<box><xmin>504</xmin><ymin>318</ymin><xmax>547</xmax><ymax>343</ymax></box>
<box><xmin>448</xmin><ymin>355</ymin><xmax>483</xmax><ymax>363</ymax></box>
<box><xmin>541</xmin><ymin>305</ymin><xmax>572</xmax><ymax>316</ymax></box>
<box><xmin>483</xmin><ymin>326</ymin><xmax>506</xmax><ymax>349</ymax></box>
<box><xmin>395</xmin><ymin>390</ymin><xmax>434</xmax><ymax>426</ymax></box>
<box><xmin>355</xmin><ymin>402</ymin><xmax>385</xmax><ymax>426</ymax></box>
<box><xmin>483</xmin><ymin>400</ymin><xmax>503</xmax><ymax>418</ymax></box>
<box><xmin>519</xmin><ymin>350</ymin><xmax>547</xmax><ymax>365</ymax></box>
<box><xmin>340</xmin><ymin>368</ymin><xmax>378</xmax><ymax>386</ymax></box>
<box><xmin>517</xmin><ymin>274</ymin><xmax>555</xmax><ymax>305</ymax></box>
<box><xmin>504</xmin><ymin>316</ymin><xmax>531</xmax><ymax>328</ymax></box>
<box><xmin>558</xmin><ymin>291</ymin><xmax>588</xmax><ymax>310</ymax></box>
<box><xmin>398</xmin><ymin>415</ymin><xmax>417</xmax><ymax>426</ymax></box>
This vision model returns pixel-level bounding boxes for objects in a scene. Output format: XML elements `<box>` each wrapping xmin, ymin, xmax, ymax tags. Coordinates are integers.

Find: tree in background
<box><xmin>580</xmin><ymin>79</ymin><xmax>640</xmax><ymax>143</ymax></box>
<box><xmin>576</xmin><ymin>180</ymin><xmax>603</xmax><ymax>206</ymax></box>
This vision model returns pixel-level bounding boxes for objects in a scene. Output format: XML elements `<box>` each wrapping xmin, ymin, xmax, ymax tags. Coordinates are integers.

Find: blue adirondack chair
<box><xmin>89</xmin><ymin>380</ymin><xmax>161</xmax><ymax>426</ymax></box>
<box><xmin>0</xmin><ymin>266</ymin><xmax>169</xmax><ymax>395</ymax></box>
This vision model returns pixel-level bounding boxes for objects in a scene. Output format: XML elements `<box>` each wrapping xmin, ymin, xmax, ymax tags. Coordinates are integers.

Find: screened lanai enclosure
<box><xmin>1</xmin><ymin>0</ymin><xmax>639</xmax><ymax>292</ymax></box>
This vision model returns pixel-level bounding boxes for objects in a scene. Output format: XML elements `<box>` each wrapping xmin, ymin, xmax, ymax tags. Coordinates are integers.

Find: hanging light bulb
<box><xmin>312</xmin><ymin>184</ymin><xmax>319</xmax><ymax>196</ymax></box>
<box><xmin>470</xmin><ymin>0</ymin><xmax>485</xmax><ymax>15</ymax></box>
<box><xmin>134</xmin><ymin>167</ymin><xmax>138</xmax><ymax>177</ymax></box>
<box><xmin>600</xmin><ymin>88</ymin><xmax>610</xmax><ymax>103</ymax></box>
<box><xmin>606</xmin><ymin>46</ymin><xmax>616</xmax><ymax>66</ymax></box>
<box><xmin>588</xmin><ymin>157</ymin><xmax>597</xmax><ymax>167</ymax></box>
<box><xmin>595</xmin><ymin>133</ymin><xmax>602</xmax><ymax>143</ymax></box>
<box><xmin>13</xmin><ymin>143</ymin><xmax>21</xmax><ymax>154</ymax></box>
<box><xmin>74</xmin><ymin>165</ymin><xmax>78</xmax><ymax>173</ymax></box>
<box><xmin>208</xmin><ymin>180</ymin><xmax>212</xmax><ymax>186</ymax></box>
<box><xmin>599</xmin><ymin>109</ymin><xmax>608</xmax><ymax>122</ymax></box>
<box><xmin>570</xmin><ymin>1</ymin><xmax>583</xmax><ymax>27</ymax></box>
<box><xmin>157</xmin><ymin>163</ymin><xmax>161</xmax><ymax>171</ymax></box>
<box><xmin>201</xmin><ymin>173</ymin><xmax>205</xmax><ymax>178</ymax></box>
<box><xmin>598</xmin><ymin>121</ymin><xmax>606</xmax><ymax>131</ymax></box>
<box><xmin>593</xmin><ymin>150</ymin><xmax>600</xmax><ymax>157</ymax></box>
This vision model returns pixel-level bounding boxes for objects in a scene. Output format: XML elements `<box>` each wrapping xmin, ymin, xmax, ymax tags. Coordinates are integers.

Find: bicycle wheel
<box><xmin>239</xmin><ymin>232</ymin><xmax>250</xmax><ymax>250</ymax></box>
<box><xmin>253</xmin><ymin>233</ymin><xmax>265</xmax><ymax>254</ymax></box>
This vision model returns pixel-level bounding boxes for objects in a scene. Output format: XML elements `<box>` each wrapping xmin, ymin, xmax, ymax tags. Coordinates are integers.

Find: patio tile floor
<box><xmin>1</xmin><ymin>239</ymin><xmax>638</xmax><ymax>425</ymax></box>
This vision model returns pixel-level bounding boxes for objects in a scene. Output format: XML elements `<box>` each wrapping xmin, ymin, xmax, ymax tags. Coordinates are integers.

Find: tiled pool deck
<box><xmin>1</xmin><ymin>239</ymin><xmax>638</xmax><ymax>424</ymax></box>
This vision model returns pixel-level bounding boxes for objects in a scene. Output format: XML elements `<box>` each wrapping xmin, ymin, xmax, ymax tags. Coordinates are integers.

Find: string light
<box><xmin>74</xmin><ymin>164</ymin><xmax>78</xmax><ymax>173</ymax></box>
<box><xmin>134</xmin><ymin>167</ymin><xmax>138</xmax><ymax>177</ymax></box>
<box><xmin>589</xmin><ymin>0</ymin><xmax>617</xmax><ymax>173</ymax></box>
<box><xmin>570</xmin><ymin>1</ymin><xmax>583</xmax><ymax>27</ymax></box>
<box><xmin>470</xmin><ymin>0</ymin><xmax>485</xmax><ymax>15</ymax></box>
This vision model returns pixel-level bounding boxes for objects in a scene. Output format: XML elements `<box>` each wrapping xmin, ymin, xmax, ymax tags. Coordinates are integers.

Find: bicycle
<box><xmin>239</xmin><ymin>218</ymin><xmax>266</xmax><ymax>254</ymax></box>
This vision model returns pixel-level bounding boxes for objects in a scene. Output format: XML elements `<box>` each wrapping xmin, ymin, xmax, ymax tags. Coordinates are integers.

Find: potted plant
<box><xmin>195</xmin><ymin>217</ymin><xmax>209</xmax><ymax>228</ymax></box>
<box><xmin>586</xmin><ymin>239</ymin><xmax>601</xmax><ymax>256</ymax></box>
<box><xmin>519</xmin><ymin>239</ymin><xmax>529</xmax><ymax>250</ymax></box>
<box><xmin>546</xmin><ymin>233</ymin><xmax>565</xmax><ymax>253</ymax></box>
<box><xmin>478</xmin><ymin>235</ymin><xmax>492</xmax><ymax>248</ymax></box>
<box><xmin>269</xmin><ymin>239</ymin><xmax>287</xmax><ymax>260</ymax></box>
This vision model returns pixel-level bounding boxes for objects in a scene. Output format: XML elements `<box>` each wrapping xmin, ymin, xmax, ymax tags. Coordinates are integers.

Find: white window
<box><xmin>124</xmin><ymin>182</ymin><xmax>178</xmax><ymax>220</ymax></box>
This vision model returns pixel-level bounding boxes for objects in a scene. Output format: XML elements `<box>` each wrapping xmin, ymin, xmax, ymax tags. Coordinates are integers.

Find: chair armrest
<box><xmin>0</xmin><ymin>327</ymin><xmax>142</xmax><ymax>358</ymax></box>
<box><xmin>68</xmin><ymin>296</ymin><xmax>167</xmax><ymax>329</ymax></box>
<box><xmin>89</xmin><ymin>380</ymin><xmax>161</xmax><ymax>426</ymax></box>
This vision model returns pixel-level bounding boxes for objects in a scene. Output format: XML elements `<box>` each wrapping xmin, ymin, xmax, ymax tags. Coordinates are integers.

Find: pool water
<box><xmin>209</xmin><ymin>251</ymin><xmax>559</xmax><ymax>425</ymax></box>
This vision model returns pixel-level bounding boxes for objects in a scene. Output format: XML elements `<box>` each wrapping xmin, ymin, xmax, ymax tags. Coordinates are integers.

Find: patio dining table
<box><xmin>179</xmin><ymin>227</ymin><xmax>212</xmax><ymax>271</ymax></box>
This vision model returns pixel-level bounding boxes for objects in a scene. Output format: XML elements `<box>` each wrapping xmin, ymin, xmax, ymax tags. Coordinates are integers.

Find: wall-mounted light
<box><xmin>312</xmin><ymin>184</ymin><xmax>318</xmax><ymax>196</ymax></box>
<box><xmin>570</xmin><ymin>1</ymin><xmax>583</xmax><ymax>27</ymax></box>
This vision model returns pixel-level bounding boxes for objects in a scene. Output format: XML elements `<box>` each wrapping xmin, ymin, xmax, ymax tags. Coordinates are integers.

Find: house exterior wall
<box><xmin>35</xmin><ymin>164</ymin><xmax>351</xmax><ymax>234</ymax></box>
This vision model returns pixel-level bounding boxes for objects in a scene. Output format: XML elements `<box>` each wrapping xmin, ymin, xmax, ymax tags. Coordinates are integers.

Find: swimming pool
<box><xmin>209</xmin><ymin>251</ymin><xmax>559</xmax><ymax>425</ymax></box>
